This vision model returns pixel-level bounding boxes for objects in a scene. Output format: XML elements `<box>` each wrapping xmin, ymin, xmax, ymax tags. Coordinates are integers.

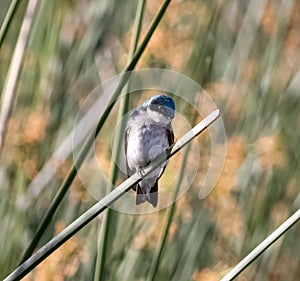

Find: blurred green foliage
<box><xmin>0</xmin><ymin>0</ymin><xmax>299</xmax><ymax>280</ymax></box>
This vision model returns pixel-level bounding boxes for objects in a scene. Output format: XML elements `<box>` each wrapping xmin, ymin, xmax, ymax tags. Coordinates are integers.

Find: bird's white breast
<box><xmin>126</xmin><ymin>110</ymin><xmax>170</xmax><ymax>172</ymax></box>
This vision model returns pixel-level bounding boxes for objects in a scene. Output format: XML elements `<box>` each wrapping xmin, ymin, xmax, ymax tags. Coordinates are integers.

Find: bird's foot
<box><xmin>137</xmin><ymin>167</ymin><xmax>146</xmax><ymax>178</ymax></box>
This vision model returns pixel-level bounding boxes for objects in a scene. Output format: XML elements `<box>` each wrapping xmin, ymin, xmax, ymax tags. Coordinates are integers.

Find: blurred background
<box><xmin>0</xmin><ymin>0</ymin><xmax>299</xmax><ymax>280</ymax></box>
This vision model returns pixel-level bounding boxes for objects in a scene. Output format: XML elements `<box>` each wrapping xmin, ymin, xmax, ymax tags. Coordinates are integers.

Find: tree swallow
<box><xmin>125</xmin><ymin>95</ymin><xmax>175</xmax><ymax>207</ymax></box>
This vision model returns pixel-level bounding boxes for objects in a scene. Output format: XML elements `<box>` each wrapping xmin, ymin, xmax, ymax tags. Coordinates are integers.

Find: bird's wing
<box><xmin>166</xmin><ymin>124</ymin><xmax>174</xmax><ymax>147</ymax></box>
<box><xmin>157</xmin><ymin>126</ymin><xmax>174</xmax><ymax>180</ymax></box>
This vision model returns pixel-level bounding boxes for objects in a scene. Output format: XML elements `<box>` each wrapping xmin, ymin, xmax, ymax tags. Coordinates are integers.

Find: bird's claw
<box><xmin>137</xmin><ymin>168</ymin><xmax>146</xmax><ymax>177</ymax></box>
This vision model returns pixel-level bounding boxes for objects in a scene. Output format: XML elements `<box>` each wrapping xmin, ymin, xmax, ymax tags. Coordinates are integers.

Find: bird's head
<box><xmin>143</xmin><ymin>95</ymin><xmax>175</xmax><ymax>119</ymax></box>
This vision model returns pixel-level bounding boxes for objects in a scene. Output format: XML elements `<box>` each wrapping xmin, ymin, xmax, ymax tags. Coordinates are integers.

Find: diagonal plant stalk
<box><xmin>0</xmin><ymin>0</ymin><xmax>38</xmax><ymax>151</ymax></box>
<box><xmin>94</xmin><ymin>1</ymin><xmax>146</xmax><ymax>280</ymax></box>
<box><xmin>20</xmin><ymin>0</ymin><xmax>172</xmax><ymax>264</ymax></box>
<box><xmin>0</xmin><ymin>0</ymin><xmax>21</xmax><ymax>47</ymax></box>
<box><xmin>4</xmin><ymin>109</ymin><xmax>220</xmax><ymax>281</ymax></box>
<box><xmin>221</xmin><ymin>208</ymin><xmax>300</xmax><ymax>281</ymax></box>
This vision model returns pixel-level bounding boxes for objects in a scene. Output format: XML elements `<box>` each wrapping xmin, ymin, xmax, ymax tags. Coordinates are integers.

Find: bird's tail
<box><xmin>136</xmin><ymin>182</ymin><xmax>158</xmax><ymax>207</ymax></box>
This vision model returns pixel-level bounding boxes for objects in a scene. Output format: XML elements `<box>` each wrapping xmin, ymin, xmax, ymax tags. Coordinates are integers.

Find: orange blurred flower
<box><xmin>24</xmin><ymin>222</ymin><xmax>87</xmax><ymax>281</ymax></box>
<box><xmin>206</xmin><ymin>82</ymin><xmax>242</xmax><ymax>122</ymax></box>
<box><xmin>256</xmin><ymin>133</ymin><xmax>287</xmax><ymax>170</ymax></box>
<box><xmin>22</xmin><ymin>111</ymin><xmax>48</xmax><ymax>144</ymax></box>
<box><xmin>192</xmin><ymin>263</ymin><xmax>235</xmax><ymax>281</ymax></box>
<box><xmin>260</xmin><ymin>1</ymin><xmax>277</xmax><ymax>35</ymax></box>
<box><xmin>205</xmin><ymin>135</ymin><xmax>246</xmax><ymax>240</ymax></box>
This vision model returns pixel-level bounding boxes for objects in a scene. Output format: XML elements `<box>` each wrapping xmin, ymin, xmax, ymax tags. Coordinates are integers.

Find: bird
<box><xmin>124</xmin><ymin>94</ymin><xmax>175</xmax><ymax>207</ymax></box>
